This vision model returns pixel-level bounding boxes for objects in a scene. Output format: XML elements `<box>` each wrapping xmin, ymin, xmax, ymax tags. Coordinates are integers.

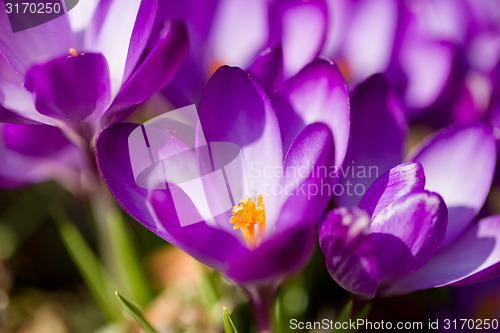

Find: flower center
<box><xmin>230</xmin><ymin>195</ymin><xmax>266</xmax><ymax>249</ymax></box>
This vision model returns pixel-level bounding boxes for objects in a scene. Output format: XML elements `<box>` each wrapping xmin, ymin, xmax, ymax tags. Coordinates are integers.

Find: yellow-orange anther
<box><xmin>69</xmin><ymin>48</ymin><xmax>78</xmax><ymax>57</ymax></box>
<box><xmin>230</xmin><ymin>195</ymin><xmax>266</xmax><ymax>249</ymax></box>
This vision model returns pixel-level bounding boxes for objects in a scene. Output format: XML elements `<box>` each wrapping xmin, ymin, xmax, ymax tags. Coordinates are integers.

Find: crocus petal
<box><xmin>149</xmin><ymin>188</ymin><xmax>249</xmax><ymax>273</ymax></box>
<box><xmin>161</xmin><ymin>55</ymin><xmax>207</xmax><ymax>108</ymax></box>
<box><xmin>156</xmin><ymin>0</ymin><xmax>219</xmax><ymax>49</ymax></box>
<box><xmin>24</xmin><ymin>53</ymin><xmax>111</xmax><ymax>123</ymax></box>
<box><xmin>247</xmin><ymin>45</ymin><xmax>283</xmax><ymax>95</ymax></box>
<box><xmin>409</xmin><ymin>122</ymin><xmax>497</xmax><ymax>247</ymax></box>
<box><xmin>272</xmin><ymin>58</ymin><xmax>349</xmax><ymax>167</ymax></box>
<box><xmin>226</xmin><ymin>223</ymin><xmax>316</xmax><ymax>285</ymax></box>
<box><xmin>0</xmin><ymin>78</ymin><xmax>54</xmax><ymax>125</ymax></box>
<box><xmin>322</xmin><ymin>0</ymin><xmax>349</xmax><ymax>56</ymax></box>
<box><xmin>0</xmin><ymin>145</ymin><xmax>47</xmax><ymax>186</ymax></box>
<box><xmin>276</xmin><ymin>122</ymin><xmax>335</xmax><ymax>231</ymax></box>
<box><xmin>208</xmin><ymin>0</ymin><xmax>268</xmax><ymax>68</ymax></box>
<box><xmin>3</xmin><ymin>123</ymin><xmax>69</xmax><ymax>157</ymax></box>
<box><xmin>359</xmin><ymin>162</ymin><xmax>425</xmax><ymax>219</ymax></box>
<box><xmin>269</xmin><ymin>0</ymin><xmax>328</xmax><ymax>78</ymax></box>
<box><xmin>450</xmin><ymin>78</ymin><xmax>484</xmax><ymax>124</ymax></box>
<box><xmin>400</xmin><ymin>39</ymin><xmax>455</xmax><ymax>111</ymax></box>
<box><xmin>121</xmin><ymin>0</ymin><xmax>157</xmax><ymax>82</ymax></box>
<box><xmin>335</xmin><ymin>74</ymin><xmax>406</xmax><ymax>207</ymax></box>
<box><xmin>385</xmin><ymin>216</ymin><xmax>500</xmax><ymax>296</ymax></box>
<box><xmin>106</xmin><ymin>20</ymin><xmax>189</xmax><ymax>117</ymax></box>
<box><xmin>198</xmin><ymin>66</ymin><xmax>283</xmax><ymax>226</ymax></box>
<box><xmin>0</xmin><ymin>9</ymin><xmax>74</xmax><ymax>75</ymax></box>
<box><xmin>0</xmin><ymin>124</ymin><xmax>83</xmax><ymax>190</ymax></box>
<box><xmin>67</xmin><ymin>0</ymin><xmax>99</xmax><ymax>33</ymax></box>
<box><xmin>96</xmin><ymin>123</ymin><xmax>154</xmax><ymax>227</ymax></box>
<box><xmin>340</xmin><ymin>0</ymin><xmax>398</xmax><ymax>84</ymax></box>
<box><xmin>396</xmin><ymin>0</ymin><xmax>459</xmax><ymax>113</ymax></box>
<box><xmin>468</xmin><ymin>34</ymin><xmax>500</xmax><ymax>75</ymax></box>
<box><xmin>0</xmin><ymin>107</ymin><xmax>32</xmax><ymax>124</ymax></box>
<box><xmin>318</xmin><ymin>207</ymin><xmax>379</xmax><ymax>299</ymax></box>
<box><xmin>95</xmin><ymin>122</ymin><xmax>248</xmax><ymax>273</ymax></box>
<box><xmin>87</xmin><ymin>0</ymin><xmax>156</xmax><ymax>98</ymax></box>
<box><xmin>370</xmin><ymin>191</ymin><xmax>447</xmax><ymax>286</ymax></box>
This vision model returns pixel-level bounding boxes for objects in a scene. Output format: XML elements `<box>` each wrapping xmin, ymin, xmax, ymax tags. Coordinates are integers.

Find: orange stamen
<box><xmin>67</xmin><ymin>48</ymin><xmax>84</xmax><ymax>58</ymax></box>
<box><xmin>230</xmin><ymin>195</ymin><xmax>266</xmax><ymax>249</ymax></box>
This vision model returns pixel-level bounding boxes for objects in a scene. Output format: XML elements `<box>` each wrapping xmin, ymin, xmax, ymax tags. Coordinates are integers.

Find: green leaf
<box><xmin>53</xmin><ymin>208</ymin><xmax>118</xmax><ymax>322</ymax></box>
<box><xmin>106</xmin><ymin>208</ymin><xmax>153</xmax><ymax>306</ymax></box>
<box><xmin>198</xmin><ymin>266</ymin><xmax>219</xmax><ymax>322</ymax></box>
<box><xmin>115</xmin><ymin>291</ymin><xmax>157</xmax><ymax>333</ymax></box>
<box><xmin>223</xmin><ymin>307</ymin><xmax>239</xmax><ymax>333</ymax></box>
<box><xmin>333</xmin><ymin>301</ymin><xmax>372</xmax><ymax>333</ymax></box>
<box><xmin>272</xmin><ymin>293</ymin><xmax>283</xmax><ymax>333</ymax></box>
<box><xmin>337</xmin><ymin>300</ymin><xmax>353</xmax><ymax>324</ymax></box>
<box><xmin>0</xmin><ymin>223</ymin><xmax>18</xmax><ymax>260</ymax></box>
<box><xmin>355</xmin><ymin>303</ymin><xmax>372</xmax><ymax>321</ymax></box>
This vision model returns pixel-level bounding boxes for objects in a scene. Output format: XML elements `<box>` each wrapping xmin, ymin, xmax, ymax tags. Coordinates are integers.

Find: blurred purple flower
<box><xmin>158</xmin><ymin>0</ymin><xmax>328</xmax><ymax>106</ymax></box>
<box><xmin>0</xmin><ymin>0</ymin><xmax>189</xmax><ymax>190</ymax></box>
<box><xmin>334</xmin><ymin>74</ymin><xmax>406</xmax><ymax>208</ymax></box>
<box><xmin>95</xmin><ymin>62</ymin><xmax>349</xmax><ymax>330</ymax></box>
<box><xmin>319</xmin><ymin>121</ymin><xmax>500</xmax><ymax>298</ymax></box>
<box><xmin>0</xmin><ymin>0</ymin><xmax>188</xmax><ymax>136</ymax></box>
<box><xmin>324</xmin><ymin>0</ymin><xmax>500</xmax><ymax>120</ymax></box>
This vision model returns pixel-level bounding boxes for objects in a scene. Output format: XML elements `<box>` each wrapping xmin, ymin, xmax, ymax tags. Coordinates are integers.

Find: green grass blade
<box><xmin>198</xmin><ymin>266</ymin><xmax>219</xmax><ymax>322</ymax></box>
<box><xmin>333</xmin><ymin>300</ymin><xmax>353</xmax><ymax>333</ymax></box>
<box><xmin>223</xmin><ymin>307</ymin><xmax>239</xmax><ymax>333</ymax></box>
<box><xmin>106</xmin><ymin>208</ymin><xmax>152</xmax><ymax>305</ymax></box>
<box><xmin>333</xmin><ymin>300</ymin><xmax>372</xmax><ymax>333</ymax></box>
<box><xmin>272</xmin><ymin>293</ymin><xmax>283</xmax><ymax>333</ymax></box>
<box><xmin>337</xmin><ymin>300</ymin><xmax>353</xmax><ymax>323</ymax></box>
<box><xmin>53</xmin><ymin>208</ymin><xmax>118</xmax><ymax>321</ymax></box>
<box><xmin>115</xmin><ymin>291</ymin><xmax>157</xmax><ymax>333</ymax></box>
<box><xmin>355</xmin><ymin>302</ymin><xmax>372</xmax><ymax>321</ymax></box>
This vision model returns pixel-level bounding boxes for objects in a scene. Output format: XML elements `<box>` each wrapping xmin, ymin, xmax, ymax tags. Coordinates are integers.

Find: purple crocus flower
<box><xmin>0</xmin><ymin>0</ymin><xmax>188</xmax><ymax>137</ymax></box>
<box><xmin>319</xmin><ymin>161</ymin><xmax>447</xmax><ymax>298</ymax></box>
<box><xmin>319</xmin><ymin>120</ymin><xmax>499</xmax><ymax>298</ymax></box>
<box><xmin>95</xmin><ymin>61</ymin><xmax>349</xmax><ymax>330</ymax></box>
<box><xmin>0</xmin><ymin>0</ymin><xmax>188</xmax><ymax>190</ymax></box>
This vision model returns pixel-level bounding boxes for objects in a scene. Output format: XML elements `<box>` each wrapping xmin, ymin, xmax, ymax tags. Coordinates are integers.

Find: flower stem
<box><xmin>246</xmin><ymin>285</ymin><xmax>277</xmax><ymax>333</ymax></box>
